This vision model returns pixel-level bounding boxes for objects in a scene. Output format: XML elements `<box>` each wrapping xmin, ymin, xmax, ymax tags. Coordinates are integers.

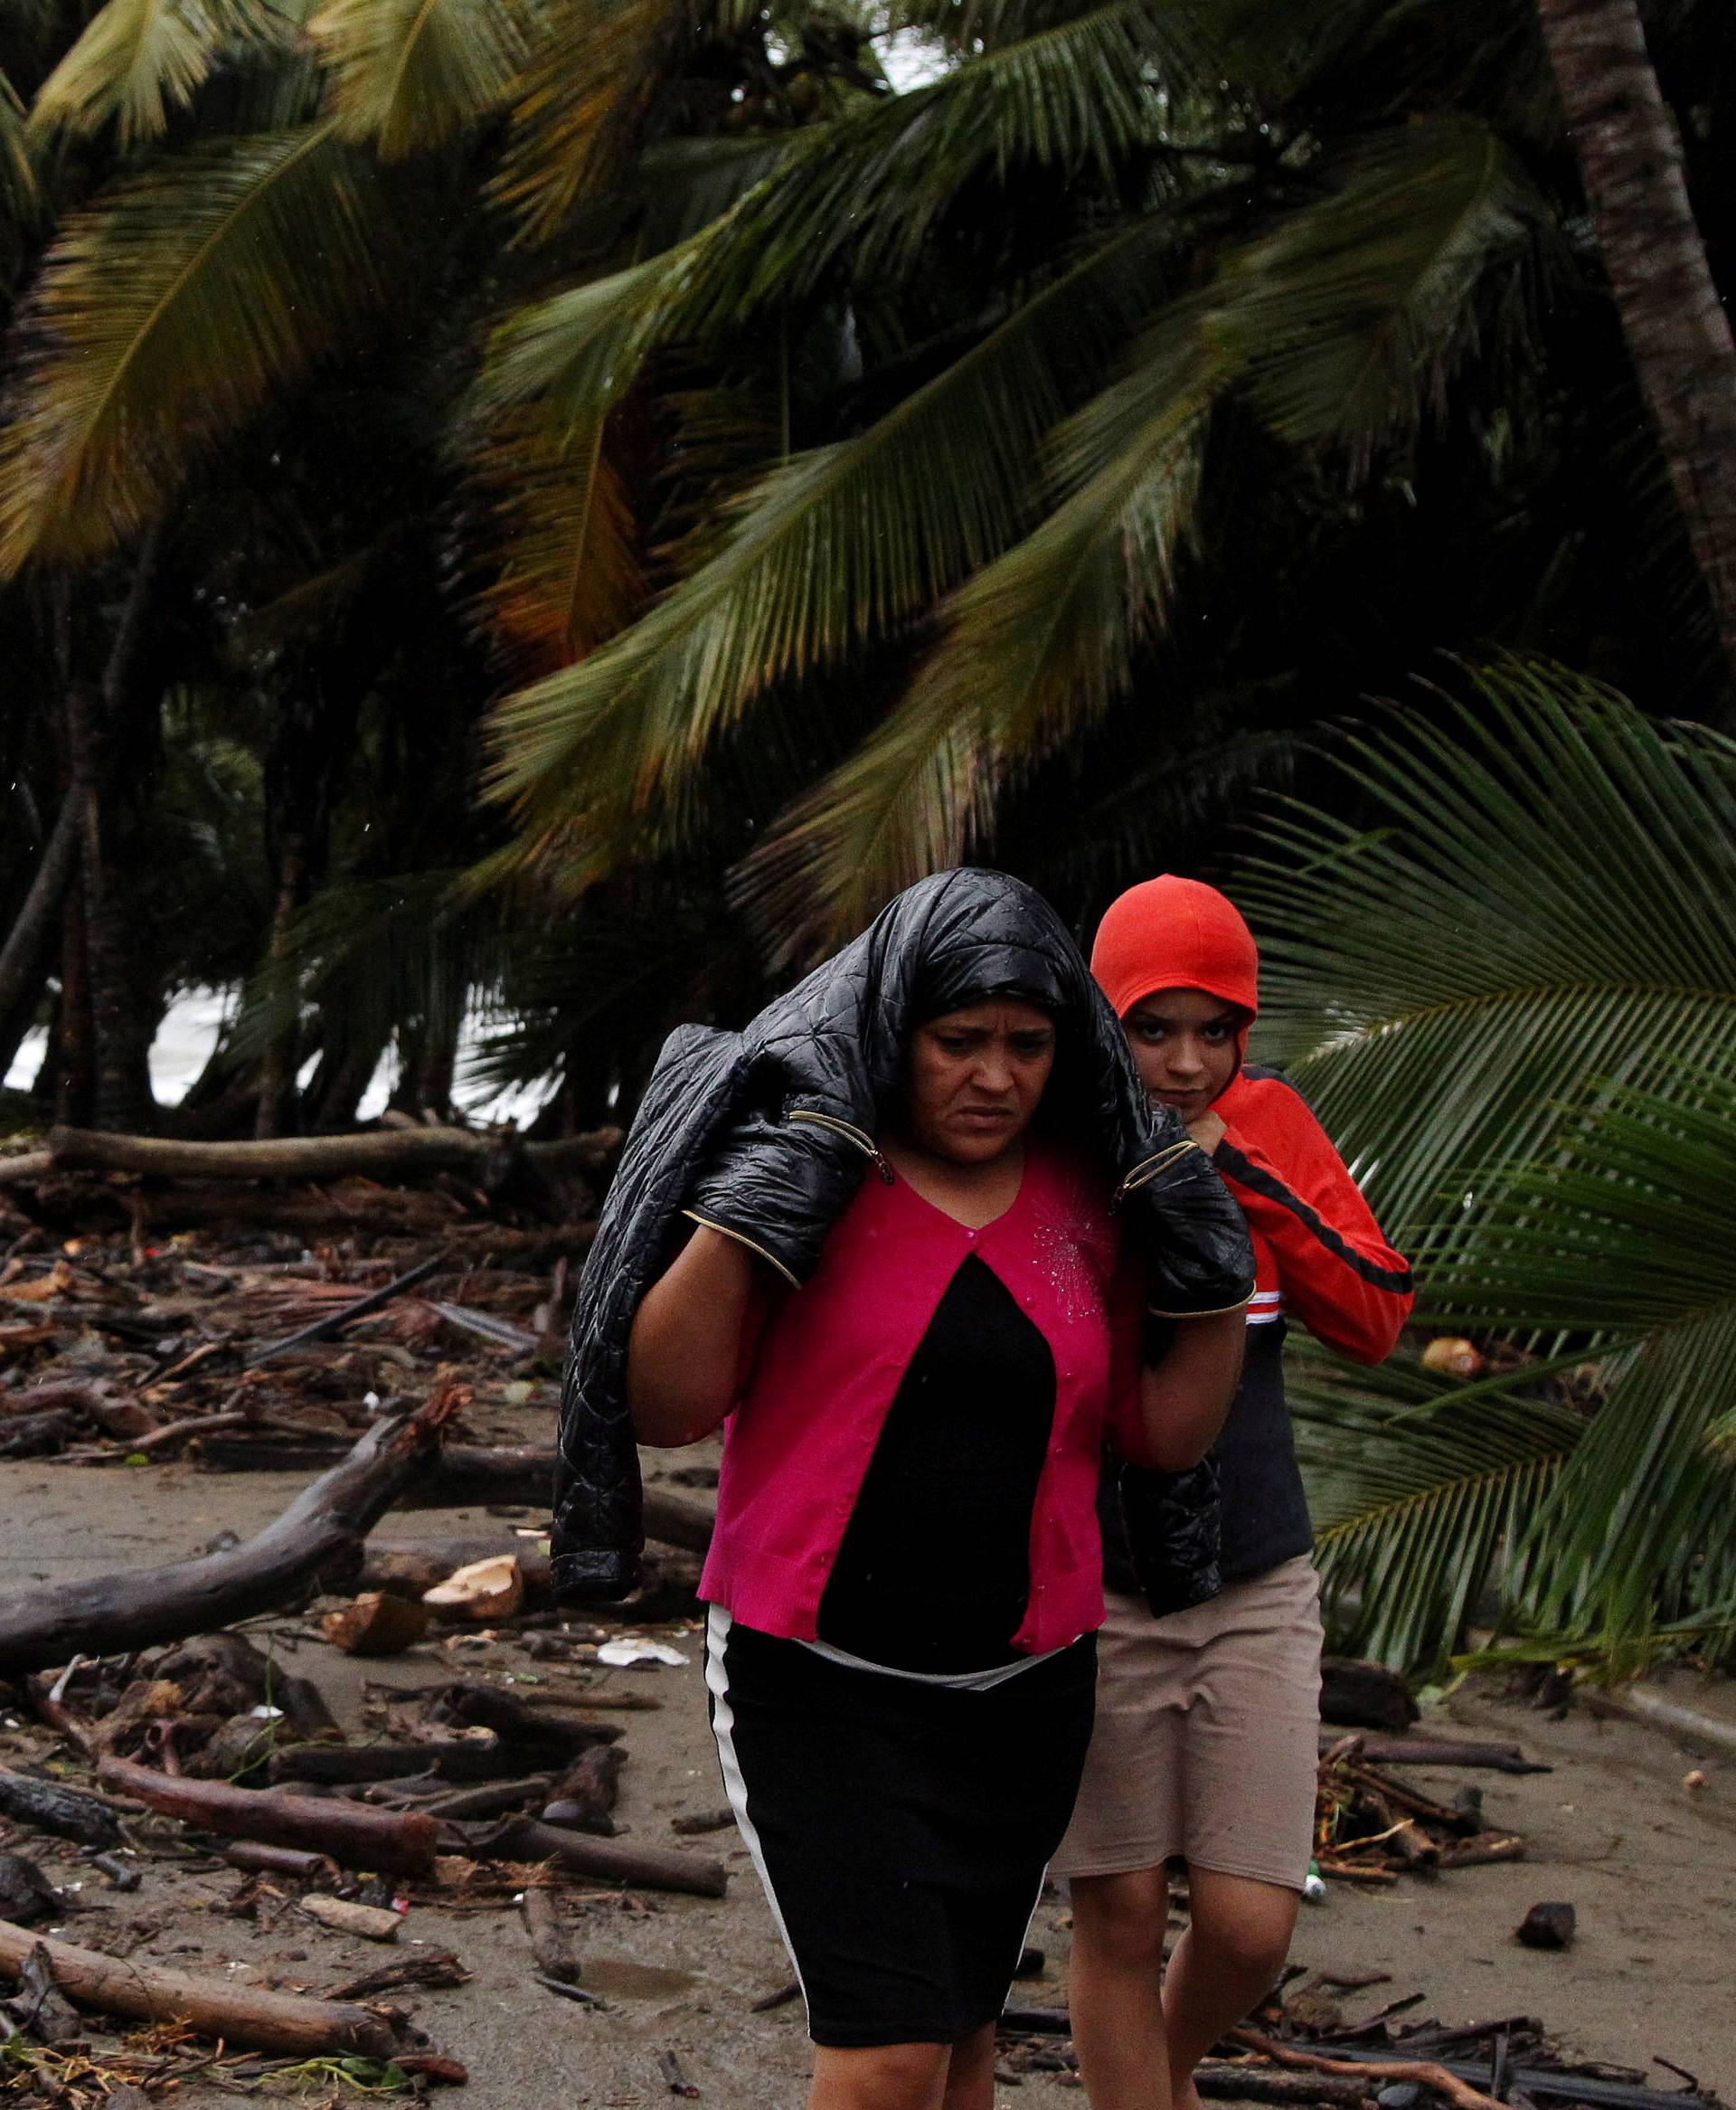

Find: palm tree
<box><xmin>0</xmin><ymin>0</ymin><xmax>884</xmax><ymax>1128</ymax></box>
<box><xmin>1532</xmin><ymin>0</ymin><xmax>1736</xmax><ymax>686</ymax></box>
<box><xmin>1236</xmin><ymin>657</ymin><xmax>1736</xmax><ymax>1672</ymax></box>
<box><xmin>465</xmin><ymin>0</ymin><xmax>1736</xmax><ymax>960</ymax></box>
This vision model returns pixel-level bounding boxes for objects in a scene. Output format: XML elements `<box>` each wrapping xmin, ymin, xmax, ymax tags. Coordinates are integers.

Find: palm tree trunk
<box><xmin>253</xmin><ymin>837</ymin><xmax>309</xmax><ymax>1139</ymax></box>
<box><xmin>52</xmin><ymin>887</ymin><xmax>95</xmax><ymax>1126</ymax></box>
<box><xmin>0</xmin><ymin>793</ymin><xmax>80</xmax><ymax>1084</ymax></box>
<box><xmin>1535</xmin><ymin>0</ymin><xmax>1736</xmax><ymax>693</ymax></box>
<box><xmin>65</xmin><ymin>678</ymin><xmax>157</xmax><ymax>1133</ymax></box>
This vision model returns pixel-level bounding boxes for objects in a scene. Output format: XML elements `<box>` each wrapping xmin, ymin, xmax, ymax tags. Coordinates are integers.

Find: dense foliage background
<box><xmin>3</xmin><ymin>0</ymin><xmax>1734</xmax><ymax>1670</ymax></box>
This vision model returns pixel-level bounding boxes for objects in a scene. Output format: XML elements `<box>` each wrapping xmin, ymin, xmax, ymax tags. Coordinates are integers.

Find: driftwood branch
<box><xmin>96</xmin><ymin>1757</ymin><xmax>440</xmax><ymax>1875</ymax></box>
<box><xmin>1231</xmin><ymin>2030</ymin><xmax>1505</xmax><ymax>2110</ymax></box>
<box><xmin>0</xmin><ymin>1916</ymin><xmax>405</xmax><ymax>2058</ymax></box>
<box><xmin>0</xmin><ymin>1379</ymin><xmax>466</xmax><ymax>1674</ymax></box>
<box><xmin>15</xmin><ymin>1122</ymin><xmax>618</xmax><ymax>1185</ymax></box>
<box><xmin>465</xmin><ymin>1816</ymin><xmax>728</xmax><ymax>1898</ymax></box>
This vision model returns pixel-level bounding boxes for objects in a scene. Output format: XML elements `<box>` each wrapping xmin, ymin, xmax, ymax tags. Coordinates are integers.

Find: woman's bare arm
<box><xmin>1135</xmin><ymin>1308</ymin><xmax>1246</xmax><ymax>1471</ymax></box>
<box><xmin>627</xmin><ymin>1225</ymin><xmax>760</xmax><ymax>1447</ymax></box>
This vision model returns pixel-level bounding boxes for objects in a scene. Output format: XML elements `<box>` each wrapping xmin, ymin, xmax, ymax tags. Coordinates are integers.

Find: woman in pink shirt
<box><xmin>619</xmin><ymin>871</ymin><xmax>1253</xmax><ymax>2110</ymax></box>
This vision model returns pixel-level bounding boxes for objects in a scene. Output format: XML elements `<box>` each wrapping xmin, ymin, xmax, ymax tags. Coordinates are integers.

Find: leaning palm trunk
<box><xmin>1535</xmin><ymin>0</ymin><xmax>1736</xmax><ymax>696</ymax></box>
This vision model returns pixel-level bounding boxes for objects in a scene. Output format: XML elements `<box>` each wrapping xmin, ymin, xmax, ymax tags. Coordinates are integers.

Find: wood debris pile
<box><xmin>998</xmin><ymin>1977</ymin><xmax>1726</xmax><ymax>2110</ymax></box>
<box><xmin>1313</xmin><ymin>1735</ymin><xmax>1528</xmax><ymax>1886</ymax></box>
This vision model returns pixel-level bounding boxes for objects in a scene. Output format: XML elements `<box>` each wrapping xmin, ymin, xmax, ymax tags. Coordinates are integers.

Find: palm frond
<box><xmin>486</xmin><ymin>0</ymin><xmax>1219</xmax><ymax>408</ymax></box>
<box><xmin>469</xmin><ymin>404</ymin><xmax>646</xmax><ymax>677</ymax></box>
<box><xmin>1415</xmin><ymin>1073</ymin><xmax>1736</xmax><ymax>1645</ymax></box>
<box><xmin>312</xmin><ymin>0</ymin><xmax>534</xmax><ymax>158</ymax></box>
<box><xmin>1291</xmin><ymin>1340</ymin><xmax>1584</xmax><ymax>1670</ymax></box>
<box><xmin>493</xmin><ymin>0</ymin><xmax>715</xmax><ymax>246</ymax></box>
<box><xmin>484</xmin><ymin>215</ymin><xmax>1188</xmax><ymax>872</ymax></box>
<box><xmin>1235</xmin><ymin>659</ymin><xmax>1736</xmax><ymax>1232</ymax></box>
<box><xmin>28</xmin><ymin>0</ymin><xmax>296</xmax><ymax>147</ymax></box>
<box><xmin>1217</xmin><ymin>114</ymin><xmax>1547</xmax><ymax>470</ymax></box>
<box><xmin>0</xmin><ymin>69</ymin><xmax>36</xmax><ymax>226</ymax></box>
<box><xmin>736</xmin><ymin>305</ymin><xmax>1230</xmax><ymax>949</ymax></box>
<box><xmin>1426</xmin><ymin>1074</ymin><xmax>1736</xmax><ymax>1337</ymax></box>
<box><xmin>0</xmin><ymin>125</ymin><xmax>398</xmax><ymax>572</ymax></box>
<box><xmin>1519</xmin><ymin>1308</ymin><xmax>1736</xmax><ymax>1645</ymax></box>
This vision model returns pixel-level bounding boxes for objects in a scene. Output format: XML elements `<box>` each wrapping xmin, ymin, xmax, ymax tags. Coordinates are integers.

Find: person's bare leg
<box><xmin>1161</xmin><ymin>1867</ymin><xmax>1299</xmax><ymax>2110</ymax></box>
<box><xmin>1065</xmin><ymin>1868</ymin><xmax>1173</xmax><ymax>2110</ymax></box>
<box><xmin>809</xmin><ymin>2039</ymin><xmax>951</xmax><ymax>2110</ymax></box>
<box><xmin>940</xmin><ymin>2022</ymin><xmax>997</xmax><ymax>2110</ymax></box>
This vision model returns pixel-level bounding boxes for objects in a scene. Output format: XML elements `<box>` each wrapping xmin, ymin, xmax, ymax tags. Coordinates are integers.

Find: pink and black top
<box><xmin>700</xmin><ymin>1139</ymin><xmax>1148</xmax><ymax>1666</ymax></box>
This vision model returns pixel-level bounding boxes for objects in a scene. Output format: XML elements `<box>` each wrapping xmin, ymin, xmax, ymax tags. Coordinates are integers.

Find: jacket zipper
<box><xmin>788</xmin><ymin>1109</ymin><xmax>897</xmax><ymax>1185</ymax></box>
<box><xmin>1112</xmin><ymin>1137</ymin><xmax>1202</xmax><ymax>1207</ymax></box>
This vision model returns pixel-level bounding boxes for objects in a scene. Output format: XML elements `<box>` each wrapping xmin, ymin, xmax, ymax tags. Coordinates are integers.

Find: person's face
<box><xmin>1122</xmin><ymin>987</ymin><xmax>1243</xmax><ymax>1117</ymax></box>
<box><xmin>901</xmin><ymin>999</ymin><xmax>1057</xmax><ymax>1165</ymax></box>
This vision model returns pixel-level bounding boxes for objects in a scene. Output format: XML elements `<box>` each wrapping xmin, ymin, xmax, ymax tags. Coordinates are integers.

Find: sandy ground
<box><xmin>6</xmin><ymin>1442</ymin><xmax>1736</xmax><ymax>2109</ymax></box>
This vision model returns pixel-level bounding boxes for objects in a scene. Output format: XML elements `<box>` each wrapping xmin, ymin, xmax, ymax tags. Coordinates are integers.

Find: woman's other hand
<box><xmin>627</xmin><ymin>1225</ymin><xmax>759</xmax><ymax>1446</ymax></box>
<box><xmin>1186</xmin><ymin>1110</ymin><xmax>1227</xmax><ymax>1155</ymax></box>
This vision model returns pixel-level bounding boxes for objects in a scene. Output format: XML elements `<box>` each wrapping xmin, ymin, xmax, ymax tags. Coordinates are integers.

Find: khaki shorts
<box><xmin>1053</xmin><ymin>1556</ymin><xmax>1324</xmax><ymax>1891</ymax></box>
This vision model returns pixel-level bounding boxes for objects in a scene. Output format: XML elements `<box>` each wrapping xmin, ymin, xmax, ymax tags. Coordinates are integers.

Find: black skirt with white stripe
<box><xmin>706</xmin><ymin>1607</ymin><xmax>1097</xmax><ymax>2048</ymax></box>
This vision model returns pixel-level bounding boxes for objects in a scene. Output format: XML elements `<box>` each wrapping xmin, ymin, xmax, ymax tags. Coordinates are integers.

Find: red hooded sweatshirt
<box><xmin>1091</xmin><ymin>875</ymin><xmax>1413</xmax><ymax>1583</ymax></box>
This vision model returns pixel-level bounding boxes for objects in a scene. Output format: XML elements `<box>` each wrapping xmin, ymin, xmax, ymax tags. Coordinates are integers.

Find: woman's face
<box><xmin>1123</xmin><ymin>987</ymin><xmax>1243</xmax><ymax>1117</ymax></box>
<box><xmin>900</xmin><ymin>999</ymin><xmax>1057</xmax><ymax>1165</ymax></box>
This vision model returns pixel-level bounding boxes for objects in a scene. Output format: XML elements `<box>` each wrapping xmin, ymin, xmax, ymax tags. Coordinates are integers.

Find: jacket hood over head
<box><xmin>551</xmin><ymin>867</ymin><xmax>1246</xmax><ymax>1601</ymax></box>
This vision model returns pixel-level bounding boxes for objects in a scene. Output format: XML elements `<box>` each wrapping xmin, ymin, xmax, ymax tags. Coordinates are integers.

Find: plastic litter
<box><xmin>596</xmin><ymin>1638</ymin><xmax>690</xmax><ymax>1669</ymax></box>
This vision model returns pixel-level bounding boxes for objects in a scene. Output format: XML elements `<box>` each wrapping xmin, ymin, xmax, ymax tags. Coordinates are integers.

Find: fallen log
<box><xmin>266</xmin><ymin>1738</ymin><xmax>509</xmax><ymax>1788</ymax></box>
<box><xmin>1318</xmin><ymin>1731</ymin><xmax>1550</xmax><ymax>1774</ymax></box>
<box><xmin>0</xmin><ymin>1380</ymin><xmax>465</xmax><ymax>1675</ymax></box>
<box><xmin>37</xmin><ymin>1122</ymin><xmax>618</xmax><ymax>1186</ymax></box>
<box><xmin>0</xmin><ymin>1916</ymin><xmax>405</xmax><ymax>2058</ymax></box>
<box><xmin>97</xmin><ymin>1757</ymin><xmax>440</xmax><ymax>1875</ymax></box>
<box><xmin>0</xmin><ymin>1769</ymin><xmax>123</xmax><ymax>1850</ymax></box>
<box><xmin>464</xmin><ymin>1816</ymin><xmax>728</xmax><ymax>1898</ymax></box>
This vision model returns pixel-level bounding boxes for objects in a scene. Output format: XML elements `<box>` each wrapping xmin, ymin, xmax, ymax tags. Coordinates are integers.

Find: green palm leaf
<box><xmin>487</xmin><ymin>0</ymin><xmax>1215</xmax><ymax>407</ymax></box>
<box><xmin>492</xmin><ymin>0</ymin><xmax>720</xmax><ymax>246</ymax></box>
<box><xmin>1292</xmin><ymin>1343</ymin><xmax>1583</xmax><ymax>1670</ymax></box>
<box><xmin>483</xmin><ymin>214</ymin><xmax>1190</xmax><ymax>872</ymax></box>
<box><xmin>28</xmin><ymin>0</ymin><xmax>296</xmax><ymax>147</ymax></box>
<box><xmin>1237</xmin><ymin>661</ymin><xmax>1736</xmax><ymax>1233</ymax></box>
<box><xmin>1216</xmin><ymin>114</ymin><xmax>1546</xmax><ymax>468</ymax></box>
<box><xmin>469</xmin><ymin>404</ymin><xmax>645</xmax><ymax>677</ymax></box>
<box><xmin>312</xmin><ymin>0</ymin><xmax>534</xmax><ymax>158</ymax></box>
<box><xmin>1237</xmin><ymin>667</ymin><xmax>1736</xmax><ymax>1669</ymax></box>
<box><xmin>737</xmin><ymin>119</ymin><xmax>1539</xmax><ymax>948</ymax></box>
<box><xmin>1</xmin><ymin>69</ymin><xmax>36</xmax><ymax>224</ymax></box>
<box><xmin>0</xmin><ymin>125</ymin><xmax>398</xmax><ymax>572</ymax></box>
<box><xmin>737</xmin><ymin>304</ymin><xmax>1228</xmax><ymax>948</ymax></box>
<box><xmin>1422</xmin><ymin>1075</ymin><xmax>1736</xmax><ymax>1643</ymax></box>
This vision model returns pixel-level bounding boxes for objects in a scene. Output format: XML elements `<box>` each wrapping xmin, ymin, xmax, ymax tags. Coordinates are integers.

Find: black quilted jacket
<box><xmin>551</xmin><ymin>868</ymin><xmax>1253</xmax><ymax>1601</ymax></box>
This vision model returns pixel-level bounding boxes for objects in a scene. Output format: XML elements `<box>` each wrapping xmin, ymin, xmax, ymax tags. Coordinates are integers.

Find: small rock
<box><xmin>1515</xmin><ymin>1900</ymin><xmax>1576</xmax><ymax>1950</ymax></box>
<box><xmin>1378</xmin><ymin>2086</ymin><xmax>1422</xmax><ymax>2110</ymax></box>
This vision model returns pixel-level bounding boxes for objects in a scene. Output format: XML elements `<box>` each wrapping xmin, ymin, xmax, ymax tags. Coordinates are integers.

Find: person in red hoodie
<box><xmin>1052</xmin><ymin>875</ymin><xmax>1413</xmax><ymax>2110</ymax></box>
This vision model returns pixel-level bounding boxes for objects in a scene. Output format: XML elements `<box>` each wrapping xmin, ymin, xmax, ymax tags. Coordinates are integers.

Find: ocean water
<box><xmin>4</xmin><ymin>989</ymin><xmax>552</xmax><ymax>1126</ymax></box>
